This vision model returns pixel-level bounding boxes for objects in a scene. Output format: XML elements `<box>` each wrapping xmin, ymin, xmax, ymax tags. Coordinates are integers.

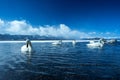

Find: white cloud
<box><xmin>88</xmin><ymin>32</ymin><xmax>96</xmax><ymax>34</ymax></box>
<box><xmin>0</xmin><ymin>19</ymin><xmax>4</xmax><ymax>26</ymax></box>
<box><xmin>0</xmin><ymin>19</ymin><xmax>90</xmax><ymax>39</ymax></box>
<box><xmin>0</xmin><ymin>19</ymin><xmax>118</xmax><ymax>39</ymax></box>
<box><xmin>105</xmin><ymin>32</ymin><xmax>110</xmax><ymax>35</ymax></box>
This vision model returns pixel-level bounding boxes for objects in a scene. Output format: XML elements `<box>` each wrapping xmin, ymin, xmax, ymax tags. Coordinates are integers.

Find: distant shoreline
<box><xmin>0</xmin><ymin>34</ymin><xmax>119</xmax><ymax>41</ymax></box>
<box><xmin>0</xmin><ymin>40</ymin><xmax>91</xmax><ymax>43</ymax></box>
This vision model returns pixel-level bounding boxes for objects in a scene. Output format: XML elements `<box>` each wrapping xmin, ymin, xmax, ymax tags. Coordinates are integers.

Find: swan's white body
<box><xmin>21</xmin><ymin>45</ymin><xmax>32</xmax><ymax>52</ymax></box>
<box><xmin>107</xmin><ymin>39</ymin><xmax>117</xmax><ymax>44</ymax></box>
<box><xmin>52</xmin><ymin>40</ymin><xmax>62</xmax><ymax>45</ymax></box>
<box><xmin>87</xmin><ymin>39</ymin><xmax>104</xmax><ymax>48</ymax></box>
<box><xmin>87</xmin><ymin>42</ymin><xmax>103</xmax><ymax>47</ymax></box>
<box><xmin>21</xmin><ymin>39</ymin><xmax>33</xmax><ymax>53</ymax></box>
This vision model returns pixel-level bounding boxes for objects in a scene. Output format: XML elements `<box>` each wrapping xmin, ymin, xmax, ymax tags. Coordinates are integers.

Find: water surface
<box><xmin>0</xmin><ymin>41</ymin><xmax>120</xmax><ymax>80</ymax></box>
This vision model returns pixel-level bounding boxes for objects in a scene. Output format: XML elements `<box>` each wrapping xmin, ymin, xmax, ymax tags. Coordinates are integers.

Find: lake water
<box><xmin>0</xmin><ymin>40</ymin><xmax>120</xmax><ymax>80</ymax></box>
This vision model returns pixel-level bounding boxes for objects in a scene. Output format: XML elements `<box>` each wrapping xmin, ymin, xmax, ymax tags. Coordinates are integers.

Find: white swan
<box><xmin>87</xmin><ymin>39</ymin><xmax>104</xmax><ymax>48</ymax></box>
<box><xmin>52</xmin><ymin>40</ymin><xmax>62</xmax><ymax>45</ymax></box>
<box><xmin>21</xmin><ymin>39</ymin><xmax>33</xmax><ymax>53</ymax></box>
<box><xmin>72</xmin><ymin>40</ymin><xmax>76</xmax><ymax>45</ymax></box>
<box><xmin>107</xmin><ymin>39</ymin><xmax>117</xmax><ymax>44</ymax></box>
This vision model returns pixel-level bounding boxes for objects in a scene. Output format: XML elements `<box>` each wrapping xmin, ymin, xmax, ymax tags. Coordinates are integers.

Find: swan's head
<box><xmin>99</xmin><ymin>38</ymin><xmax>105</xmax><ymax>44</ymax></box>
<box><xmin>26</xmin><ymin>39</ymin><xmax>32</xmax><ymax>47</ymax></box>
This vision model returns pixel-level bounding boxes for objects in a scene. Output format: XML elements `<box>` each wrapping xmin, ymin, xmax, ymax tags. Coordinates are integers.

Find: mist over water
<box><xmin>0</xmin><ymin>41</ymin><xmax>120</xmax><ymax>80</ymax></box>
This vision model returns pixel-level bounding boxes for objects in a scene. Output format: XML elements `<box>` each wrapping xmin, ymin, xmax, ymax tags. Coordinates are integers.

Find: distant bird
<box><xmin>107</xmin><ymin>39</ymin><xmax>117</xmax><ymax>44</ymax></box>
<box><xmin>87</xmin><ymin>39</ymin><xmax>104</xmax><ymax>48</ymax></box>
<box><xmin>52</xmin><ymin>40</ymin><xmax>62</xmax><ymax>45</ymax></box>
<box><xmin>72</xmin><ymin>40</ymin><xmax>76</xmax><ymax>46</ymax></box>
<box><xmin>21</xmin><ymin>39</ymin><xmax>33</xmax><ymax>53</ymax></box>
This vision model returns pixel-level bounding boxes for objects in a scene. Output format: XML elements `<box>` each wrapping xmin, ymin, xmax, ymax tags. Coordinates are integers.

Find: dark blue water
<box><xmin>0</xmin><ymin>42</ymin><xmax>120</xmax><ymax>80</ymax></box>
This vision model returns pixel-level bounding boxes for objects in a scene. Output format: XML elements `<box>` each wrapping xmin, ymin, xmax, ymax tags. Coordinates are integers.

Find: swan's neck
<box><xmin>99</xmin><ymin>40</ymin><xmax>104</xmax><ymax>44</ymax></box>
<box><xmin>26</xmin><ymin>41</ymin><xmax>32</xmax><ymax>48</ymax></box>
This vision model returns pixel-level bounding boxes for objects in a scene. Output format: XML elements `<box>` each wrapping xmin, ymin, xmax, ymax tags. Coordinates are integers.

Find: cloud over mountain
<box><xmin>0</xmin><ymin>19</ymin><xmax>117</xmax><ymax>39</ymax></box>
<box><xmin>0</xmin><ymin>19</ymin><xmax>89</xmax><ymax>39</ymax></box>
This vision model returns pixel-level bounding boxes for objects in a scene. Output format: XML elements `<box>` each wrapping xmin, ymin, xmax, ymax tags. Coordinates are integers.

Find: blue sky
<box><xmin>0</xmin><ymin>0</ymin><xmax>120</xmax><ymax>38</ymax></box>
